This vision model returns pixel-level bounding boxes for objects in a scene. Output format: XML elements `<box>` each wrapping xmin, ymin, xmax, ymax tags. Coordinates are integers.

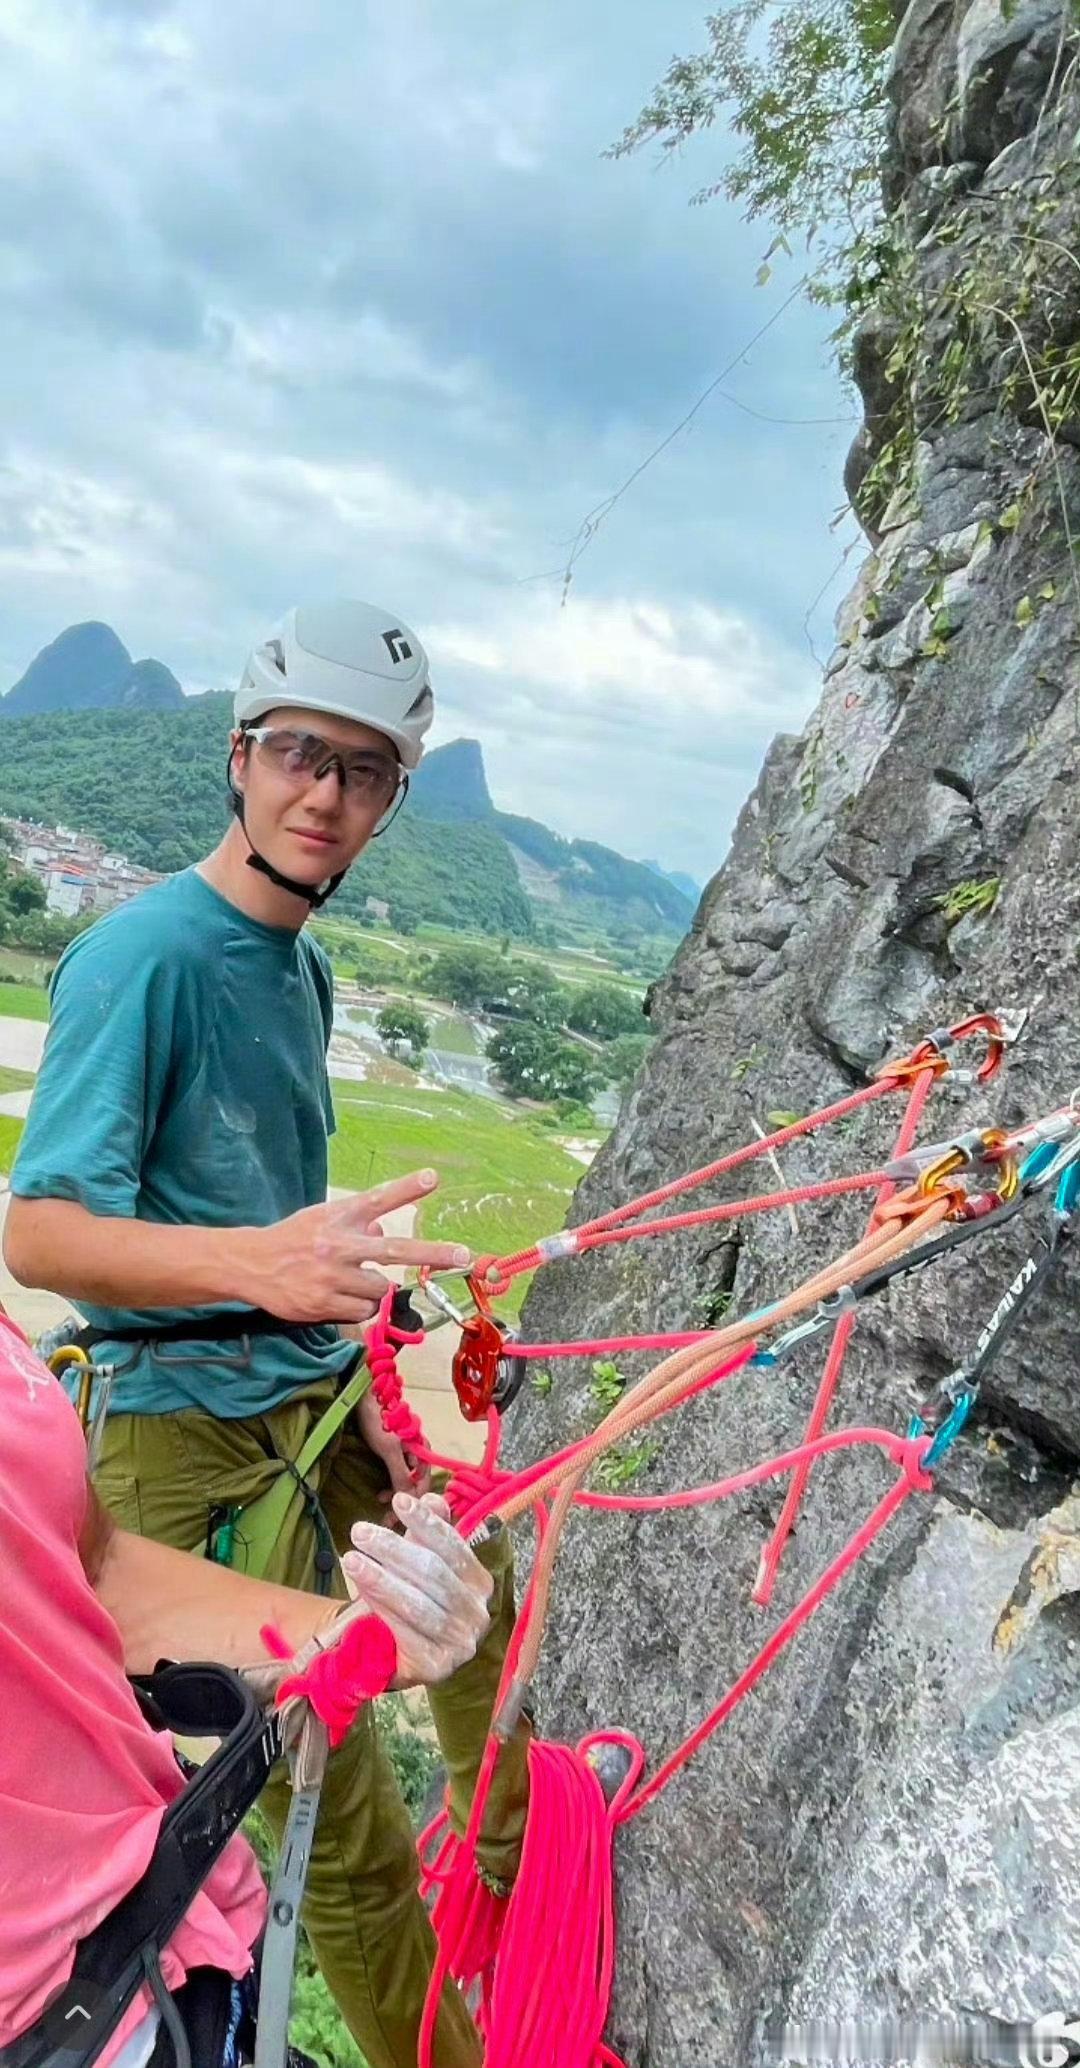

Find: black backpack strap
<box><xmin>0</xmin><ymin>1665</ymin><xmax>282</xmax><ymax>2068</ymax></box>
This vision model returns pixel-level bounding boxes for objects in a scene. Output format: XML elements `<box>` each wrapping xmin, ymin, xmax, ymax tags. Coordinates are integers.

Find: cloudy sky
<box><xmin>0</xmin><ymin>0</ymin><xmax>864</xmax><ymax>885</ymax></box>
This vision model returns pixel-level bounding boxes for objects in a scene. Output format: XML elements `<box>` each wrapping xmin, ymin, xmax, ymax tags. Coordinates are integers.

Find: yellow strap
<box><xmin>229</xmin><ymin>1356</ymin><xmax>372</xmax><ymax>1582</ymax></box>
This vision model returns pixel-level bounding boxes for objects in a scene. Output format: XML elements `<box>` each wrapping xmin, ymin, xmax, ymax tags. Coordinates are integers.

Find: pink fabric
<box><xmin>0</xmin><ymin>1312</ymin><xmax>266</xmax><ymax>2053</ymax></box>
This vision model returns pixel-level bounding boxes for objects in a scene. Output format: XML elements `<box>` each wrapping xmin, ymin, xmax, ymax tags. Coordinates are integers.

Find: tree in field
<box><xmin>503</xmin><ymin>962</ymin><xmax>569</xmax><ymax>1029</ymax></box>
<box><xmin>4</xmin><ymin>870</ymin><xmax>46</xmax><ymax>917</ymax></box>
<box><xmin>565</xmin><ymin>982</ymin><xmax>644</xmax><ymax>1042</ymax></box>
<box><xmin>390</xmin><ymin>898</ymin><xmax>420</xmax><ymax>935</ymax></box>
<box><xmin>487</xmin><ymin>1022</ymin><xmax>601</xmax><ymax>1105</ymax></box>
<box><xmin>377</xmin><ymin>1002</ymin><xmax>430</xmax><ymax>1064</ymax></box>
<box><xmin>604</xmin><ymin>1031</ymin><xmax>654</xmax><ymax>1088</ymax></box>
<box><xmin>427</xmin><ymin>945</ymin><xmax>506</xmax><ymax>1008</ymax></box>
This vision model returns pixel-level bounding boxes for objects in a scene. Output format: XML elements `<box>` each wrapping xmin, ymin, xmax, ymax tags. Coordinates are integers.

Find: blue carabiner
<box><xmin>907</xmin><ymin>1384</ymin><xmax>975</xmax><ymax>1470</ymax></box>
<box><xmin>1020</xmin><ymin>1141</ymin><xmax>1061</xmax><ymax>1188</ymax></box>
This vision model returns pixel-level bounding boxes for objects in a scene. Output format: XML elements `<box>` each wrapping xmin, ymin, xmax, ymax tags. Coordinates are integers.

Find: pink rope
<box><xmin>356</xmin><ymin>1062</ymin><xmax>973</xmax><ymax>2067</ymax></box>
<box><xmin>486</xmin><ymin>1080</ymin><xmax>897</xmax><ymax>1287</ymax></box>
<box><xmin>415</xmin><ymin>1424</ymin><xmax>934</xmax><ymax>2068</ymax></box>
<box><xmin>566</xmin><ymin>1169</ymin><xmax>891</xmax><ymax>1259</ymax></box>
<box><xmin>259</xmin><ymin>1615</ymin><xmax>398</xmax><ymax>1748</ymax></box>
<box><xmin>752</xmin><ymin>1067</ymin><xmax>936</xmax><ymax>1605</ymax></box>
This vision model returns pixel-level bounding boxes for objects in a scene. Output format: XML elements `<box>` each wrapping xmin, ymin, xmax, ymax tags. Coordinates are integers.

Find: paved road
<box><xmin>0</xmin><ymin>1017</ymin><xmax>46</xmax><ymax>1070</ymax></box>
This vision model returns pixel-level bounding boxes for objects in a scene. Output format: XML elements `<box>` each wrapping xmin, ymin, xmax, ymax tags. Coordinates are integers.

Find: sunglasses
<box><xmin>245</xmin><ymin>726</ymin><xmax>403</xmax><ymax>806</ymax></box>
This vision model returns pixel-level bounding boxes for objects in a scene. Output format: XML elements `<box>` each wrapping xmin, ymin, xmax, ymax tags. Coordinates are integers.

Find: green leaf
<box><xmin>1038</xmin><ymin>581</ymin><xmax>1057</xmax><ymax>602</ymax></box>
<box><xmin>767</xmin><ymin>1109</ymin><xmax>804</xmax><ymax>1128</ymax></box>
<box><xmin>999</xmin><ymin>504</ymin><xmax>1022</xmax><ymax>533</ymax></box>
<box><xmin>1015</xmin><ymin>595</ymin><xmax>1035</xmax><ymax>628</ymax></box>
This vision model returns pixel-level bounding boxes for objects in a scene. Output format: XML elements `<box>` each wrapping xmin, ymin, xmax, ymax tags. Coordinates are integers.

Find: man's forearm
<box><xmin>3</xmin><ymin>1196</ymin><xmax>264</xmax><ymax>1311</ymax></box>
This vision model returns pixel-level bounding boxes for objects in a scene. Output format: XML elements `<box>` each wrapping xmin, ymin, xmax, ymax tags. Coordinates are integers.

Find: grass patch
<box><xmin>0</xmin><ymin>1114</ymin><xmax>24</xmax><ymax>1172</ymax></box>
<box><xmin>0</xmin><ymin>948</ymin><xmax>54</xmax><ymax>986</ymax></box>
<box><xmin>0</xmin><ymin>1071</ymin><xmax>587</xmax><ymax>1295</ymax></box>
<box><xmin>423</xmin><ymin>1010</ymin><xmax>480</xmax><ymax>1057</ymax></box>
<box><xmin>328</xmin><ymin>1079</ymin><xmax>583</xmax><ymax>1315</ymax></box>
<box><xmin>934</xmin><ymin>877</ymin><xmax>1000</xmax><ymax>926</ymax></box>
<box><xmin>0</xmin><ymin>1066</ymin><xmax>35</xmax><ymax>1096</ymax></box>
<box><xmin>0</xmin><ymin>982</ymin><xmax>49</xmax><ymax>1022</ymax></box>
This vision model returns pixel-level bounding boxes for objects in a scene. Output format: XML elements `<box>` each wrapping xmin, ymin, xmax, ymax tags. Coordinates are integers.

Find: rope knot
<box><xmin>901</xmin><ymin>1432</ymin><xmax>935</xmax><ymax>1492</ymax></box>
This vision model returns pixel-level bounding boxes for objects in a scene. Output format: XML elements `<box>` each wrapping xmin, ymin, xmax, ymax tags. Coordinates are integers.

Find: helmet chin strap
<box><xmin>227</xmin><ymin>749</ymin><xmax>346</xmax><ymax>911</ymax></box>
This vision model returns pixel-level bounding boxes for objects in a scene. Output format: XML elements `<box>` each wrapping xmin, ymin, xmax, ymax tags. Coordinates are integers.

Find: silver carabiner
<box><xmin>419</xmin><ymin>1280</ymin><xmax>469</xmax><ymax>1329</ymax></box>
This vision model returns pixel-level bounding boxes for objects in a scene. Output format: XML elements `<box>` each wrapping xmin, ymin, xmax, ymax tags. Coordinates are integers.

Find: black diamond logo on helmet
<box><xmin>382</xmin><ymin>629</ymin><xmax>413</xmax><ymax>664</ymax></box>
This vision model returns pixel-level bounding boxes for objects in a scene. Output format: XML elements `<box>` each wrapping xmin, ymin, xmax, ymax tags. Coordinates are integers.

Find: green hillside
<box><xmin>0</xmin><ymin>695</ymin><xmax>533</xmax><ymax>936</ymax></box>
<box><xmin>0</xmin><ymin>695</ymin><xmax>692</xmax><ymax>942</ymax></box>
<box><xmin>492</xmin><ymin>810</ymin><xmax>692</xmax><ymax>932</ymax></box>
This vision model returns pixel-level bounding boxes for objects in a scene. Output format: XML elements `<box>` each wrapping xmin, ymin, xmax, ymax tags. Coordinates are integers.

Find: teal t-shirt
<box><xmin>11</xmin><ymin>868</ymin><xmax>356</xmax><ymax>1416</ymax></box>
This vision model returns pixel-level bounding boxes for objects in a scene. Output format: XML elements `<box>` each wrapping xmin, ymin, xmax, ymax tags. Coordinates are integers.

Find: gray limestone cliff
<box><xmin>511</xmin><ymin>6</ymin><xmax>1080</xmax><ymax>2059</ymax></box>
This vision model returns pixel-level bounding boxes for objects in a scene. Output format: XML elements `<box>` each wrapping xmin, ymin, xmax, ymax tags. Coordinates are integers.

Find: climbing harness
<box><xmin>2</xmin><ymin>1618</ymin><xmax>400</xmax><ymax>2068</ymax></box>
<box><xmin>45</xmin><ymin>1293</ymin><xmax>425</xmax><ymax>1591</ymax></box>
<box><xmin>0</xmin><ymin>1663</ymin><xmax>285</xmax><ymax>2068</ymax></box>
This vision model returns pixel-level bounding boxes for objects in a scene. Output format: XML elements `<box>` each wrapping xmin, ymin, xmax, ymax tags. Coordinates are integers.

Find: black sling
<box><xmin>0</xmin><ymin>1664</ymin><xmax>283</xmax><ymax>2068</ymax></box>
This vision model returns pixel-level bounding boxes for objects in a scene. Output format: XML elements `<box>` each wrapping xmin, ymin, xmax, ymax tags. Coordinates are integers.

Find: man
<box><xmin>4</xmin><ymin>601</ymin><xmax>530</xmax><ymax>2068</ymax></box>
<box><xmin>0</xmin><ymin>1300</ymin><xmax>495</xmax><ymax>2066</ymax></box>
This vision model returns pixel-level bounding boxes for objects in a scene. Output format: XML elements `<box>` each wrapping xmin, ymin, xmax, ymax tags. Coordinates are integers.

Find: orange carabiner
<box><xmin>978</xmin><ymin>1127</ymin><xmax>1020</xmax><ymax>1202</ymax></box>
<box><xmin>877</xmin><ymin>1011</ymin><xmax>1008</xmax><ymax>1088</ymax></box>
<box><xmin>916</xmin><ymin>1146</ymin><xmax>967</xmax><ymax>1196</ymax></box>
<box><xmin>950</xmin><ymin>1012</ymin><xmax>1007</xmax><ymax>1084</ymax></box>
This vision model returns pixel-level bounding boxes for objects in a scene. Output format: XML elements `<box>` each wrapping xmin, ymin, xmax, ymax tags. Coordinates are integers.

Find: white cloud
<box><xmin>427</xmin><ymin>588</ymin><xmax>816</xmax><ymax>880</ymax></box>
<box><xmin>0</xmin><ymin>455</ymin><xmax>173</xmax><ymax>586</ymax></box>
<box><xmin>432</xmin><ymin>591</ymin><xmax>808</xmax><ymax>739</ymax></box>
<box><xmin>203</xmin><ymin>306</ymin><xmax>483</xmax><ymax>401</ymax></box>
<box><xmin>0</xmin><ymin>0</ymin><xmax>853</xmax><ymax>886</ymax></box>
<box><xmin>433</xmin><ymin>83</ymin><xmax>552</xmax><ymax>173</ymax></box>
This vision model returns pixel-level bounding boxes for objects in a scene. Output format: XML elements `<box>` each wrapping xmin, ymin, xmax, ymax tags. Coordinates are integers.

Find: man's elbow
<box><xmin>2</xmin><ymin>1196</ymin><xmax>54</xmax><ymax>1288</ymax></box>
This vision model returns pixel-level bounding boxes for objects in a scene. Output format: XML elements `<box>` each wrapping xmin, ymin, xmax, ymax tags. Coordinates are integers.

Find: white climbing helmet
<box><xmin>235</xmin><ymin>600</ymin><xmax>434</xmax><ymax>769</ymax></box>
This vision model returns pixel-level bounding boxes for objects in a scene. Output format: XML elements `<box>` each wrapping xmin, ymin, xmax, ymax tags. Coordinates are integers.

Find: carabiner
<box><xmin>877</xmin><ymin>1011</ymin><xmax>1008</xmax><ymax>1089</ymax></box>
<box><xmin>917</xmin><ymin>1129</ymin><xmax>1018</xmax><ymax>1206</ymax></box>
<box><xmin>950</xmin><ymin>1011</ymin><xmax>1008</xmax><ymax>1084</ymax></box>
<box><xmin>916</xmin><ymin>1146</ymin><xmax>967</xmax><ymax>1196</ymax></box>
<box><xmin>911</xmin><ymin>1385</ymin><xmax>976</xmax><ymax>1469</ymax></box>
<box><xmin>48</xmin><ymin>1344</ymin><xmax>95</xmax><ymax>1432</ymax></box>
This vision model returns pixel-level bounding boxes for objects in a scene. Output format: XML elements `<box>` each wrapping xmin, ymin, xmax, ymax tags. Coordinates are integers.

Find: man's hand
<box><xmin>239</xmin><ymin>1170</ymin><xmax>471</xmax><ymax>1325</ymax></box>
<box><xmin>341</xmin><ymin>1491</ymin><xmax>493</xmax><ymax>1686</ymax></box>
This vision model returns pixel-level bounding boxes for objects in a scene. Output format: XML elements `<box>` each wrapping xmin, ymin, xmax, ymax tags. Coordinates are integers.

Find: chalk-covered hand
<box><xmin>341</xmin><ymin>1491</ymin><xmax>494</xmax><ymax>1686</ymax></box>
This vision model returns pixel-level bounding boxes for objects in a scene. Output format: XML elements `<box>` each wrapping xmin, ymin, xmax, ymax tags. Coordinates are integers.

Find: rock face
<box><xmin>512</xmin><ymin>8</ymin><xmax>1080</xmax><ymax>2060</ymax></box>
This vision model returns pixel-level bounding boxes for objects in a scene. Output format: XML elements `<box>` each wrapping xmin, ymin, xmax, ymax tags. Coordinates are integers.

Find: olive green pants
<box><xmin>95</xmin><ymin>1388</ymin><xmax>530</xmax><ymax>2068</ymax></box>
